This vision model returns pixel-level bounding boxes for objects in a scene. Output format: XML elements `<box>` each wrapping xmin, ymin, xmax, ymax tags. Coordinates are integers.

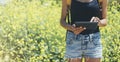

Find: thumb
<box><xmin>90</xmin><ymin>17</ymin><xmax>95</xmax><ymax>22</ymax></box>
<box><xmin>72</xmin><ymin>24</ymin><xmax>76</xmax><ymax>27</ymax></box>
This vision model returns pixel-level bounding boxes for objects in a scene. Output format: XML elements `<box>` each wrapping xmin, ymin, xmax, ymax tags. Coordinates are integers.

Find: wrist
<box><xmin>98</xmin><ymin>19</ymin><xmax>107</xmax><ymax>27</ymax></box>
<box><xmin>66</xmin><ymin>24</ymin><xmax>73</xmax><ymax>31</ymax></box>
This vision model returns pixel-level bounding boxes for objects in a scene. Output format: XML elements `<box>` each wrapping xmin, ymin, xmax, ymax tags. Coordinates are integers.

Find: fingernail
<box><xmin>84</xmin><ymin>28</ymin><xmax>86</xmax><ymax>29</ymax></box>
<box><xmin>80</xmin><ymin>27</ymin><xmax>82</xmax><ymax>28</ymax></box>
<box><xmin>73</xmin><ymin>24</ymin><xmax>76</xmax><ymax>27</ymax></box>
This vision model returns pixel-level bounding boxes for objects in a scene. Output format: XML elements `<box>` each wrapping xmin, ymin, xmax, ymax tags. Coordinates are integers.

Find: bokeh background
<box><xmin>0</xmin><ymin>0</ymin><xmax>120</xmax><ymax>62</ymax></box>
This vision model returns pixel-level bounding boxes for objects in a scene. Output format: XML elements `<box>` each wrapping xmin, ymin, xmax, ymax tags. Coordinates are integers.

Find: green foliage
<box><xmin>101</xmin><ymin>1</ymin><xmax>120</xmax><ymax>62</ymax></box>
<box><xmin>0</xmin><ymin>0</ymin><xmax>120</xmax><ymax>62</ymax></box>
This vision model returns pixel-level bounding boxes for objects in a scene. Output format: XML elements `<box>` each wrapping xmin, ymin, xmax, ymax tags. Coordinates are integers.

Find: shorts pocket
<box><xmin>66</xmin><ymin>31</ymin><xmax>75</xmax><ymax>45</ymax></box>
<box><xmin>92</xmin><ymin>32</ymin><xmax>101</xmax><ymax>47</ymax></box>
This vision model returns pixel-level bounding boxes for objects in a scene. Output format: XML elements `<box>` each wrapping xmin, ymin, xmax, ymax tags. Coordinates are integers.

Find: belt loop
<box><xmin>89</xmin><ymin>33</ymin><xmax>93</xmax><ymax>42</ymax></box>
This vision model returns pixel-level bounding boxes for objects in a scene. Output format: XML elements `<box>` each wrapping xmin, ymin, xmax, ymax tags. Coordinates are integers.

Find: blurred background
<box><xmin>0</xmin><ymin>0</ymin><xmax>120</xmax><ymax>62</ymax></box>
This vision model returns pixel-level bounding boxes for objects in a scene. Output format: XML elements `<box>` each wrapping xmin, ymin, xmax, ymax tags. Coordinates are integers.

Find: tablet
<box><xmin>74</xmin><ymin>22</ymin><xmax>98</xmax><ymax>30</ymax></box>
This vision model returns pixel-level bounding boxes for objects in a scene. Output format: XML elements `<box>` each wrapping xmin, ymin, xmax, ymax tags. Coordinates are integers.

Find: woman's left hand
<box><xmin>90</xmin><ymin>17</ymin><xmax>100</xmax><ymax>22</ymax></box>
<box><xmin>90</xmin><ymin>17</ymin><xmax>107</xmax><ymax>27</ymax></box>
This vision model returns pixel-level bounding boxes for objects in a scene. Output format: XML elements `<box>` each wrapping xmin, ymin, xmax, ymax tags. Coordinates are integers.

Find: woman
<box><xmin>60</xmin><ymin>0</ymin><xmax>107</xmax><ymax>62</ymax></box>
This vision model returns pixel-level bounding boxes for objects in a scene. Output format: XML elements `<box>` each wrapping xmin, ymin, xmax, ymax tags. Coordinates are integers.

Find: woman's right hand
<box><xmin>67</xmin><ymin>24</ymin><xmax>86</xmax><ymax>35</ymax></box>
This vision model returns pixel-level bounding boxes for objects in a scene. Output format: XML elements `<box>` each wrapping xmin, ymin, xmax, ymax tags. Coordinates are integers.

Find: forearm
<box><xmin>60</xmin><ymin>19</ymin><xmax>73</xmax><ymax>31</ymax></box>
<box><xmin>99</xmin><ymin>0</ymin><xmax>108</xmax><ymax>27</ymax></box>
<box><xmin>98</xmin><ymin>18</ymin><xmax>107</xmax><ymax>27</ymax></box>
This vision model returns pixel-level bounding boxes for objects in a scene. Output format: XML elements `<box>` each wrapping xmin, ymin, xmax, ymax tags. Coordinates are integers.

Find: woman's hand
<box><xmin>90</xmin><ymin>17</ymin><xmax>101</xmax><ymax>26</ymax></box>
<box><xmin>73</xmin><ymin>26</ymin><xmax>86</xmax><ymax>35</ymax></box>
<box><xmin>67</xmin><ymin>24</ymin><xmax>86</xmax><ymax>35</ymax></box>
<box><xmin>90</xmin><ymin>17</ymin><xmax>107</xmax><ymax>27</ymax></box>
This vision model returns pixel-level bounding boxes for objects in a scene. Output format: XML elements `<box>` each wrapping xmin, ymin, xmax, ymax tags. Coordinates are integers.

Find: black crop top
<box><xmin>69</xmin><ymin>0</ymin><xmax>102</xmax><ymax>34</ymax></box>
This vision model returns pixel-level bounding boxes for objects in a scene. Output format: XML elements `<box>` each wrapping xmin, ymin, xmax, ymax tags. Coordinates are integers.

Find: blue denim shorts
<box><xmin>65</xmin><ymin>31</ymin><xmax>102</xmax><ymax>58</ymax></box>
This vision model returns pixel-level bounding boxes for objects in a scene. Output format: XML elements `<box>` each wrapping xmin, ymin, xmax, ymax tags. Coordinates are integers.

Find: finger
<box><xmin>74</xmin><ymin>27</ymin><xmax>86</xmax><ymax>35</ymax></box>
<box><xmin>70</xmin><ymin>26</ymin><xmax>76</xmax><ymax>31</ymax></box>
<box><xmin>80</xmin><ymin>27</ymin><xmax>86</xmax><ymax>30</ymax></box>
<box><xmin>72</xmin><ymin>24</ymin><xmax>76</xmax><ymax>27</ymax></box>
<box><xmin>80</xmin><ymin>27</ymin><xmax>86</xmax><ymax>32</ymax></box>
<box><xmin>72</xmin><ymin>28</ymin><xmax>76</xmax><ymax>31</ymax></box>
<box><xmin>94</xmin><ymin>18</ymin><xmax>98</xmax><ymax>22</ymax></box>
<box><xmin>92</xmin><ymin>17</ymin><xmax>98</xmax><ymax>22</ymax></box>
<box><xmin>76</xmin><ymin>28</ymin><xmax>85</xmax><ymax>33</ymax></box>
<box><xmin>76</xmin><ymin>27</ymin><xmax>85</xmax><ymax>31</ymax></box>
<box><xmin>74</xmin><ymin>31</ymin><xmax>79</xmax><ymax>35</ymax></box>
<box><xmin>79</xmin><ymin>27</ymin><xmax>86</xmax><ymax>30</ymax></box>
<box><xmin>81</xmin><ymin>28</ymin><xmax>86</xmax><ymax>31</ymax></box>
<box><xmin>96</xmin><ymin>17</ymin><xmax>100</xmax><ymax>20</ymax></box>
<box><xmin>95</xmin><ymin>17</ymin><xmax>100</xmax><ymax>22</ymax></box>
<box><xmin>90</xmin><ymin>17</ymin><xmax>95</xmax><ymax>22</ymax></box>
<box><xmin>95</xmin><ymin>17</ymin><xmax>101</xmax><ymax>26</ymax></box>
<box><xmin>79</xmin><ymin>26</ymin><xmax>83</xmax><ymax>29</ymax></box>
<box><xmin>83</xmin><ymin>27</ymin><xmax>86</xmax><ymax>30</ymax></box>
<box><xmin>80</xmin><ymin>26</ymin><xmax>82</xmax><ymax>28</ymax></box>
<box><xmin>75</xmin><ymin>26</ymin><xmax>82</xmax><ymax>30</ymax></box>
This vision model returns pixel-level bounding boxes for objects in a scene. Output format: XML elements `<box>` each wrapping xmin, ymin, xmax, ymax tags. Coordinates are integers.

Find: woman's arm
<box><xmin>60</xmin><ymin>0</ymin><xmax>85</xmax><ymax>35</ymax></box>
<box><xmin>98</xmin><ymin>0</ymin><xmax>108</xmax><ymax>27</ymax></box>
<box><xmin>60</xmin><ymin>0</ymin><xmax>74</xmax><ymax>31</ymax></box>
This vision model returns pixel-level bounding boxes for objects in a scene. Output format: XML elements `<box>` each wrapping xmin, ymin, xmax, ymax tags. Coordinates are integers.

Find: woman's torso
<box><xmin>70</xmin><ymin>0</ymin><xmax>101</xmax><ymax>34</ymax></box>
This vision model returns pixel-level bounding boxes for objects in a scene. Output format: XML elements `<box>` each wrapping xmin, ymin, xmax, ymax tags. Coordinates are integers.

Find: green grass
<box><xmin>0</xmin><ymin>0</ymin><xmax>120</xmax><ymax>62</ymax></box>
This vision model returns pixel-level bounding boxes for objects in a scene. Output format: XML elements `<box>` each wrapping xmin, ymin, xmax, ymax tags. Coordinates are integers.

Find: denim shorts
<box><xmin>65</xmin><ymin>31</ymin><xmax>102</xmax><ymax>58</ymax></box>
